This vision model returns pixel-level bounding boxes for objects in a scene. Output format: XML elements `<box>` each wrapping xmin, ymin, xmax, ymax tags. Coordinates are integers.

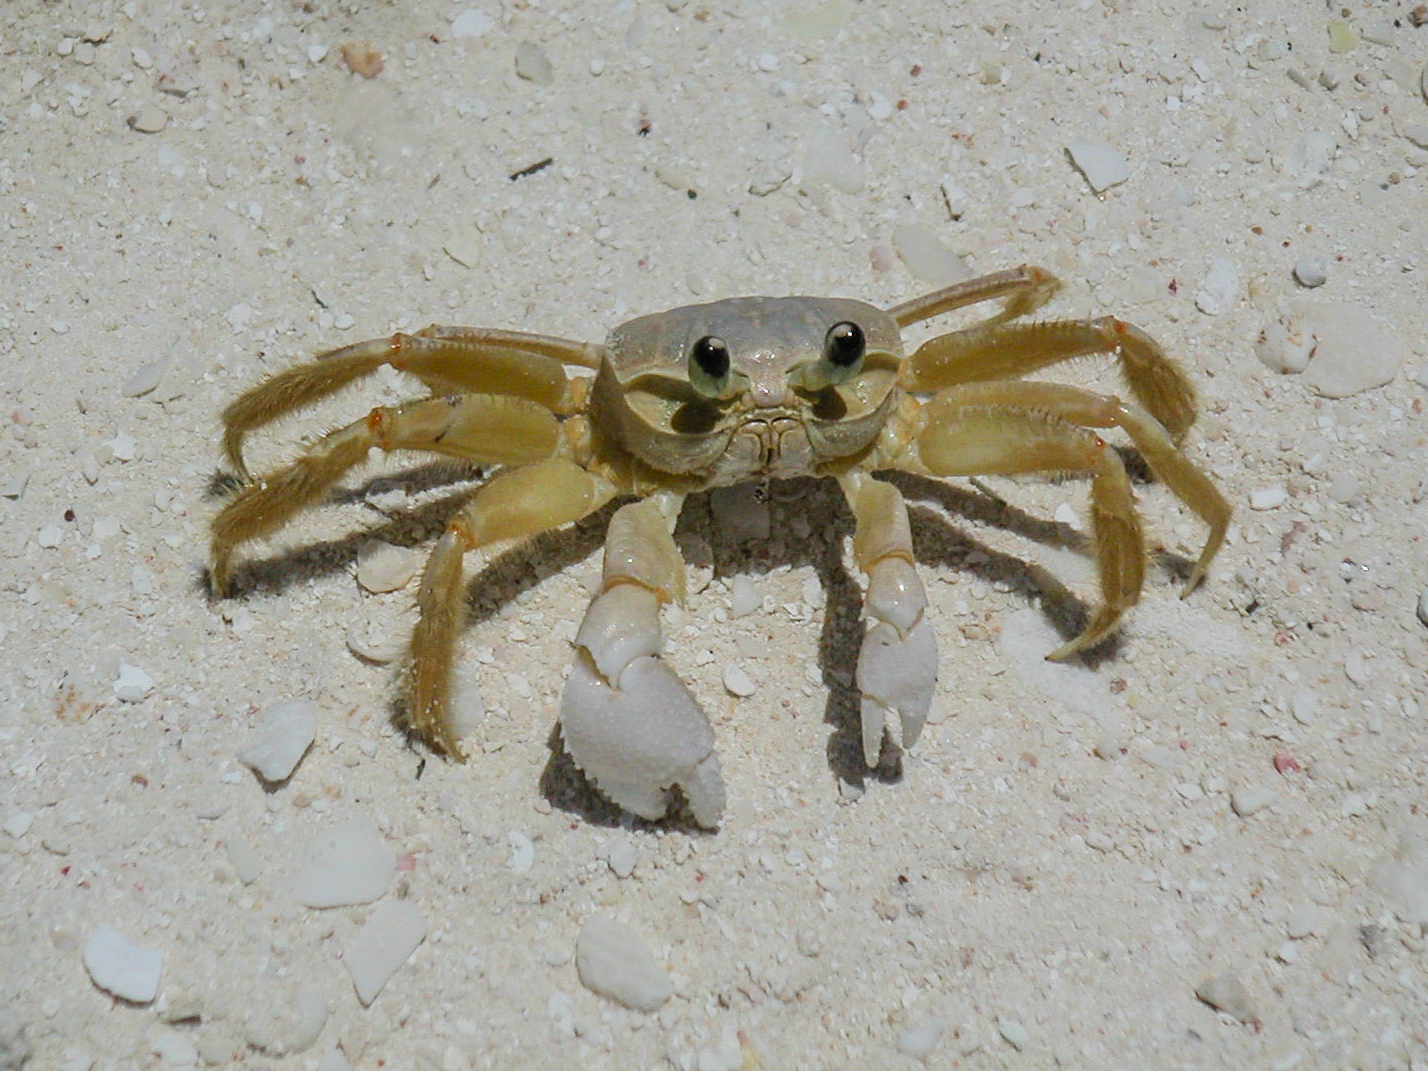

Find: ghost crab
<box><xmin>210</xmin><ymin>266</ymin><xmax>1228</xmax><ymax>826</ymax></box>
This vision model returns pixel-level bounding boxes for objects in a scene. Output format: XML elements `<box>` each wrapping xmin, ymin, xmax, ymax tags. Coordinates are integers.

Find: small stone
<box><xmin>1285</xmin><ymin>903</ymin><xmax>1322</xmax><ymax>939</ymax></box>
<box><xmin>514</xmin><ymin>41</ymin><xmax>554</xmax><ymax>85</ymax></box>
<box><xmin>729</xmin><ymin>575</ymin><xmax>761</xmax><ymax>618</ymax></box>
<box><xmin>243</xmin><ymin>983</ymin><xmax>329</xmax><ymax>1055</ymax></box>
<box><xmin>451</xmin><ymin>9</ymin><xmax>495</xmax><ymax>39</ymax></box>
<box><xmin>0</xmin><ymin>471</ymin><xmax>28</xmax><ymax>500</ymax></box>
<box><xmin>575</xmin><ymin>916</ymin><xmax>672</xmax><ymax>1011</ymax></box>
<box><xmin>1231</xmin><ymin>785</ymin><xmax>1278</xmax><ymax>817</ymax></box>
<box><xmin>121</xmin><ymin>361</ymin><xmax>166</xmax><ymax>397</ymax></box>
<box><xmin>722</xmin><ymin>664</ymin><xmax>757</xmax><ymax>698</ymax></box>
<box><xmin>36</xmin><ymin>524</ymin><xmax>62</xmax><ymax>549</ymax></box>
<box><xmin>291</xmin><ymin>816</ymin><xmax>394</xmax><ymax>907</ymax></box>
<box><xmin>3</xmin><ymin>812</ymin><xmax>33</xmax><ymax>838</ymax></box>
<box><xmin>1194</xmin><ymin>972</ymin><xmax>1258</xmax><ymax>1023</ymax></box>
<box><xmin>1326</xmin><ymin>19</ymin><xmax>1357</xmax><ymax>53</ymax></box>
<box><xmin>897</xmin><ymin>1018</ymin><xmax>948</xmax><ymax>1058</ymax></box>
<box><xmin>346</xmin><ymin>900</ymin><xmax>427</xmax><ymax>1006</ymax></box>
<box><xmin>604</xmin><ymin>838</ymin><xmax>637</xmax><ymax>879</ymax></box>
<box><xmin>236</xmin><ymin>700</ymin><xmax>319</xmax><ymax>782</ymax></box>
<box><xmin>127</xmin><ymin>105</ymin><xmax>168</xmax><ymax>133</ymax></box>
<box><xmin>150</xmin><ymin>1029</ymin><xmax>198</xmax><ymax>1066</ymax></box>
<box><xmin>1403</xmin><ymin>125</ymin><xmax>1428</xmax><ymax>151</ymax></box>
<box><xmin>1416</xmin><ymin>589</ymin><xmax>1428</xmax><ymax>628</ymax></box>
<box><xmin>114</xmin><ymin>662</ymin><xmax>153</xmax><ymax>703</ymax></box>
<box><xmin>1254</xmin><ymin>316</ymin><xmax>1314</xmax><ymax>374</ymax></box>
<box><xmin>1292</xmin><ymin>256</ymin><xmax>1328</xmax><ymax>288</ymax></box>
<box><xmin>83</xmin><ymin>926</ymin><xmax>163</xmax><ymax>1004</ymax></box>
<box><xmin>1249</xmin><ymin>486</ymin><xmax>1287</xmax><ymax>511</ymax></box>
<box><xmin>1284</xmin><ymin>132</ymin><xmax>1337</xmax><ymax>188</ymax></box>
<box><xmin>443</xmin><ymin>226</ymin><xmax>483</xmax><ymax>269</ymax></box>
<box><xmin>1084</xmin><ymin>830</ymin><xmax>1115</xmax><ymax>852</ymax></box>
<box><xmin>997</xmin><ymin>1018</ymin><xmax>1029</xmax><ymax>1050</ymax></box>
<box><xmin>355</xmin><ymin>540</ymin><xmax>420</xmax><ymax>593</ymax></box>
<box><xmin>801</xmin><ymin>124</ymin><xmax>864</xmax><ymax>194</ymax></box>
<box><xmin>1299</xmin><ymin>301</ymin><xmax>1405</xmax><ymax>398</ymax></box>
<box><xmin>508</xmin><ymin>830</ymin><xmax>534</xmax><ymax>872</ymax></box>
<box><xmin>890</xmin><ymin>224</ymin><xmax>967</xmax><ymax>287</ymax></box>
<box><xmin>1065</xmin><ymin>139</ymin><xmax>1131</xmax><ymax>193</ymax></box>
<box><xmin>1194</xmin><ymin>257</ymin><xmax>1241</xmax><ymax>315</ymax></box>
<box><xmin>224</xmin><ymin>839</ymin><xmax>263</xmax><ymax>884</ymax></box>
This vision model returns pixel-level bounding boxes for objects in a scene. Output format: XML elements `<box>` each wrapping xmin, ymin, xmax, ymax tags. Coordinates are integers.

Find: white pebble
<box><xmin>729</xmin><ymin>575</ymin><xmax>761</xmax><ymax>618</ymax></box>
<box><xmin>1065</xmin><ymin>139</ymin><xmax>1131</xmax><ymax>193</ymax></box>
<box><xmin>451</xmin><ymin>9</ymin><xmax>494</xmax><ymax>38</ymax></box>
<box><xmin>236</xmin><ymin>700</ymin><xmax>319</xmax><ymax>782</ymax></box>
<box><xmin>1249</xmin><ymin>486</ymin><xmax>1286</xmax><ymax>511</ymax></box>
<box><xmin>306</xmin><ymin>43</ymin><xmax>328</xmax><ymax>63</ymax></box>
<box><xmin>150</xmin><ymin>1029</ymin><xmax>198</xmax><ymax>1066</ymax></box>
<box><xmin>1194</xmin><ymin>972</ymin><xmax>1257</xmax><ymax>1022</ymax></box>
<box><xmin>355</xmin><ymin>540</ymin><xmax>420</xmax><ymax>593</ymax></box>
<box><xmin>1299</xmin><ymin>301</ymin><xmax>1406</xmax><ymax>398</ymax></box>
<box><xmin>345</xmin><ymin>900</ymin><xmax>427</xmax><ymax>1006</ymax></box>
<box><xmin>722</xmin><ymin>663</ymin><xmax>757</xmax><ymax>698</ymax></box>
<box><xmin>1194</xmin><ymin>257</ymin><xmax>1241</xmax><ymax>315</ymax></box>
<box><xmin>291</xmin><ymin>817</ymin><xmax>393</xmax><ymax>907</ymax></box>
<box><xmin>1283</xmin><ymin>131</ymin><xmax>1337</xmax><ymax>188</ymax></box>
<box><xmin>1292</xmin><ymin>256</ymin><xmax>1328</xmax><ymax>288</ymax></box>
<box><xmin>121</xmin><ymin>361</ymin><xmax>165</xmax><ymax>397</ymax></box>
<box><xmin>4</xmin><ymin>812</ymin><xmax>33</xmax><ymax>838</ymax></box>
<box><xmin>575</xmin><ymin>916</ymin><xmax>672</xmax><ymax>1012</ymax></box>
<box><xmin>604</xmin><ymin>838</ymin><xmax>638</xmax><ymax>879</ymax></box>
<box><xmin>224</xmin><ymin>839</ymin><xmax>263</xmax><ymax>884</ymax></box>
<box><xmin>1231</xmin><ymin>785</ymin><xmax>1278</xmax><ymax>817</ymax></box>
<box><xmin>514</xmin><ymin>41</ymin><xmax>554</xmax><ymax>85</ymax></box>
<box><xmin>443</xmin><ymin>226</ymin><xmax>482</xmax><ymax>269</ymax></box>
<box><xmin>1285</xmin><ymin>903</ymin><xmax>1322</xmax><ymax>939</ymax></box>
<box><xmin>997</xmin><ymin>1017</ymin><xmax>1029</xmax><ymax>1050</ymax></box>
<box><xmin>508</xmin><ymin>830</ymin><xmax>535</xmax><ymax>872</ymax></box>
<box><xmin>107</xmin><ymin>431</ymin><xmax>136</xmax><ymax>461</ymax></box>
<box><xmin>114</xmin><ymin>662</ymin><xmax>153</xmax><ymax>703</ymax></box>
<box><xmin>83</xmin><ymin>925</ymin><xmax>163</xmax><ymax>1004</ymax></box>
<box><xmin>36</xmin><ymin>523</ymin><xmax>62</xmax><ymax>549</ymax></box>
<box><xmin>801</xmin><ymin>124</ymin><xmax>864</xmax><ymax>194</ymax></box>
<box><xmin>891</xmin><ymin>224</ymin><xmax>968</xmax><ymax>287</ymax></box>
<box><xmin>1416</xmin><ymin>589</ymin><xmax>1428</xmax><ymax>628</ymax></box>
<box><xmin>128</xmin><ymin>105</ymin><xmax>168</xmax><ymax>134</ymax></box>
<box><xmin>1254</xmin><ymin>317</ymin><xmax>1313</xmax><ymax>374</ymax></box>
<box><xmin>895</xmin><ymin>1018</ymin><xmax>948</xmax><ymax>1058</ymax></box>
<box><xmin>1</xmin><ymin>471</ymin><xmax>29</xmax><ymax>499</ymax></box>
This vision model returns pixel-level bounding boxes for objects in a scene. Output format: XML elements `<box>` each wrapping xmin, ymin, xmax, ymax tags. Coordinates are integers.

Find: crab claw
<box><xmin>560</xmin><ymin>583</ymin><xmax>725</xmax><ymax>827</ymax></box>
<box><xmin>855</xmin><ymin>556</ymin><xmax>937</xmax><ymax>767</ymax></box>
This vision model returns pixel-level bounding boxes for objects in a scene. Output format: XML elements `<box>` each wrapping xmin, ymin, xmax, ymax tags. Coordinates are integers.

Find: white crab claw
<box><xmin>560</xmin><ymin>585</ymin><xmax>725</xmax><ymax>826</ymax></box>
<box><xmin>856</xmin><ymin>557</ymin><xmax>937</xmax><ymax>767</ymax></box>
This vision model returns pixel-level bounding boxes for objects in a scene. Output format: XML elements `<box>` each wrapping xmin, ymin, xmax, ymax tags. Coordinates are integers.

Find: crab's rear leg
<box><xmin>559</xmin><ymin>492</ymin><xmax>727</xmax><ymax>828</ymax></box>
<box><xmin>838</xmin><ymin>473</ymin><xmax>939</xmax><ymax>769</ymax></box>
<box><xmin>210</xmin><ymin>393</ymin><xmax>559</xmax><ymax>595</ymax></box>
<box><xmin>897</xmin><ymin>395</ymin><xmax>1146</xmax><ymax>661</ymax></box>
<box><xmin>222</xmin><ymin>328</ymin><xmax>597</xmax><ymax>478</ymax></box>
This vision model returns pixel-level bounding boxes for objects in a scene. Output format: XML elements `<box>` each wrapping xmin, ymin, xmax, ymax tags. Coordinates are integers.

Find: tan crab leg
<box><xmin>559</xmin><ymin>492</ymin><xmax>727</xmax><ymax>827</ymax></box>
<box><xmin>887</xmin><ymin>265</ymin><xmax>1062</xmax><ymax>329</ymax></box>
<box><xmin>222</xmin><ymin>327</ymin><xmax>599</xmax><ymax>478</ymax></box>
<box><xmin>838</xmin><ymin>473</ymin><xmax>939</xmax><ymax>768</ymax></box>
<box><xmin>899</xmin><ymin>397</ymin><xmax>1145</xmax><ymax>661</ymax></box>
<box><xmin>898</xmin><ymin>316</ymin><xmax>1198</xmax><ymax>444</ymax></box>
<box><xmin>928</xmin><ymin>381</ymin><xmax>1229</xmax><ymax>593</ymax></box>
<box><xmin>210</xmin><ymin>393</ymin><xmax>560</xmax><ymax>596</ymax></box>
<box><xmin>408</xmin><ymin>457</ymin><xmax>616</xmax><ymax>755</ymax></box>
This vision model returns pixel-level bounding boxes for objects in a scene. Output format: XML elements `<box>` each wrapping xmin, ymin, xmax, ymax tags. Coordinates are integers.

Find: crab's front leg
<box><xmin>560</xmin><ymin>492</ymin><xmax>726</xmax><ymax>827</ymax></box>
<box><xmin>838</xmin><ymin>473</ymin><xmax>939</xmax><ymax>768</ymax></box>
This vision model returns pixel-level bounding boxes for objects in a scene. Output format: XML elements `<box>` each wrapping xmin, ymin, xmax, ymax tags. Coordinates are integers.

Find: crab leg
<box><xmin>926</xmin><ymin>381</ymin><xmax>1229</xmax><ymax>592</ymax></box>
<box><xmin>899</xmin><ymin>316</ymin><xmax>1198</xmax><ymax>444</ymax></box>
<box><xmin>899</xmin><ymin>395</ymin><xmax>1145</xmax><ymax>660</ymax></box>
<box><xmin>210</xmin><ymin>393</ymin><xmax>560</xmax><ymax>595</ymax></box>
<box><xmin>408</xmin><ymin>457</ymin><xmax>616</xmax><ymax>754</ymax></box>
<box><xmin>839</xmin><ymin>473</ymin><xmax>939</xmax><ymax>768</ymax></box>
<box><xmin>559</xmin><ymin>492</ymin><xmax>727</xmax><ymax>827</ymax></box>
<box><xmin>222</xmin><ymin>327</ymin><xmax>598</xmax><ymax>478</ymax></box>
<box><xmin>887</xmin><ymin>265</ymin><xmax>1062</xmax><ymax>330</ymax></box>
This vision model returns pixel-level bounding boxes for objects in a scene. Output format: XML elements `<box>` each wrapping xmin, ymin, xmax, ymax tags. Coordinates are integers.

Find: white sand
<box><xmin>3</xmin><ymin>2</ymin><xmax>1426</xmax><ymax>1067</ymax></box>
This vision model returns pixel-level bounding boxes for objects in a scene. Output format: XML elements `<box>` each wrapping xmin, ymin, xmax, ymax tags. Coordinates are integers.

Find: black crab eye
<box><xmin>824</xmin><ymin>321</ymin><xmax>865</xmax><ymax>368</ymax></box>
<box><xmin>688</xmin><ymin>335</ymin><xmax>733</xmax><ymax>397</ymax></box>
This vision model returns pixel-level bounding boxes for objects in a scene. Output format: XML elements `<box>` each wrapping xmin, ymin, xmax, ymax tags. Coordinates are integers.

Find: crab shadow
<box><xmin>204</xmin><ymin>456</ymin><xmax>1190</xmax><ymax>827</ymax></box>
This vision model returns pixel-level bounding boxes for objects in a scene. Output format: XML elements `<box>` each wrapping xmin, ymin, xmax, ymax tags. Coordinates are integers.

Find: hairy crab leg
<box><xmin>898</xmin><ymin>316</ymin><xmax>1199</xmax><ymax>445</ymax></box>
<box><xmin>210</xmin><ymin>393</ymin><xmax>560</xmax><ymax>596</ymax></box>
<box><xmin>408</xmin><ymin>457</ymin><xmax>616</xmax><ymax>755</ymax></box>
<box><xmin>897</xmin><ymin>397</ymin><xmax>1146</xmax><ymax>661</ymax></box>
<box><xmin>559</xmin><ymin>492</ymin><xmax>727</xmax><ymax>828</ymax></box>
<box><xmin>838</xmin><ymin>473</ymin><xmax>939</xmax><ymax>769</ymax></box>
<box><xmin>886</xmin><ymin>265</ymin><xmax>1061</xmax><ymax>330</ymax></box>
<box><xmin>221</xmin><ymin>327</ymin><xmax>598</xmax><ymax>478</ymax></box>
<box><xmin>924</xmin><ymin>381</ymin><xmax>1229</xmax><ymax>593</ymax></box>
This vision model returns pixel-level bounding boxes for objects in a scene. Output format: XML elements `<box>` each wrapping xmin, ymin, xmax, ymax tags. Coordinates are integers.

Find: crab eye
<box><xmin>688</xmin><ymin>335</ymin><xmax>733</xmax><ymax>398</ymax></box>
<box><xmin>824</xmin><ymin>321</ymin><xmax>865</xmax><ymax>369</ymax></box>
